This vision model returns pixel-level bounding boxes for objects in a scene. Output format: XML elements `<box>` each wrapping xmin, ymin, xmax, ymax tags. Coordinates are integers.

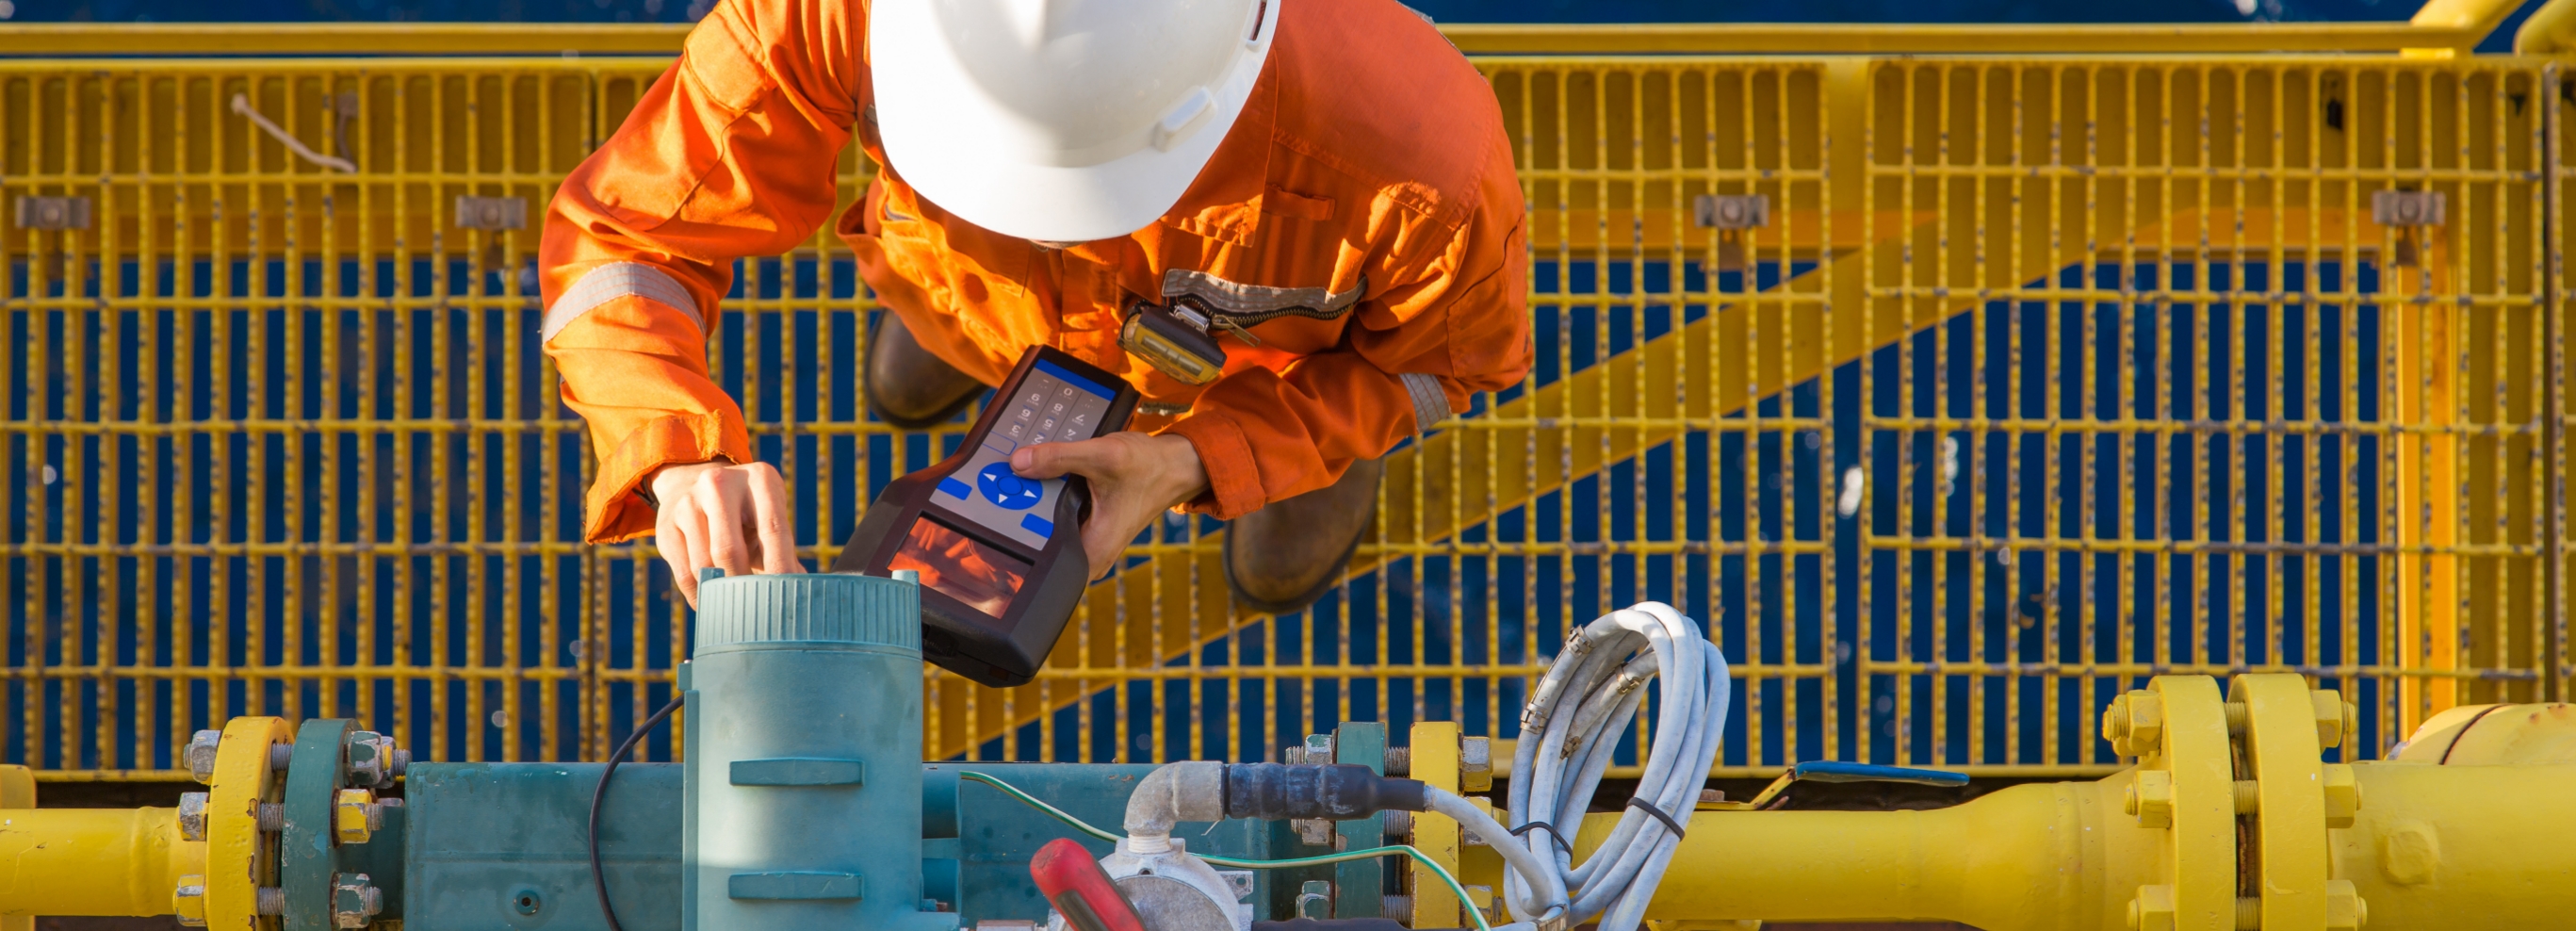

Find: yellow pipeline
<box><xmin>0</xmin><ymin>807</ymin><xmax>203</xmax><ymax>917</ymax></box>
<box><xmin>1464</xmin><ymin>760</ymin><xmax>2576</xmax><ymax>929</ymax></box>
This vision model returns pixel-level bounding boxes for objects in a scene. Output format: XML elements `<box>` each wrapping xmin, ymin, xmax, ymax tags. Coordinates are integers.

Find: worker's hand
<box><xmin>1010</xmin><ymin>432</ymin><xmax>1208</xmax><ymax>580</ymax></box>
<box><xmin>648</xmin><ymin>460</ymin><xmax>806</xmax><ymax>608</ymax></box>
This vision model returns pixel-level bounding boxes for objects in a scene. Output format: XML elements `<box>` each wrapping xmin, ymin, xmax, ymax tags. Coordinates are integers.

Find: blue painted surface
<box><xmin>405</xmin><ymin>762</ymin><xmax>685</xmax><ymax>931</ymax></box>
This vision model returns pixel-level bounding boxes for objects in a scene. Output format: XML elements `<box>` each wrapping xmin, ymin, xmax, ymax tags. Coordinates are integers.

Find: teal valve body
<box><xmin>681</xmin><ymin>570</ymin><xmax>955</xmax><ymax>931</ymax></box>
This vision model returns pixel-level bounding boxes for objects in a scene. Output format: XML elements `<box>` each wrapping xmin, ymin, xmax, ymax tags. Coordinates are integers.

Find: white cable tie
<box><xmin>232</xmin><ymin>93</ymin><xmax>357</xmax><ymax>174</ymax></box>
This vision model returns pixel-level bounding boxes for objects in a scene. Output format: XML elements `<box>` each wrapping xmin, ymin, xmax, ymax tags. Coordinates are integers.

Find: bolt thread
<box><xmin>2236</xmin><ymin>897</ymin><xmax>2261</xmax><ymax>930</ymax></box>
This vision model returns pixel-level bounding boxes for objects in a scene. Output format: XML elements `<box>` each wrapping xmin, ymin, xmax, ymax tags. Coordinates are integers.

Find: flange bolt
<box><xmin>2323</xmin><ymin>764</ymin><xmax>2361</xmax><ymax>829</ymax></box>
<box><xmin>185</xmin><ymin>730</ymin><xmax>222</xmax><ymax>784</ymax></box>
<box><xmin>331</xmin><ymin>874</ymin><xmax>384</xmax><ymax>928</ymax></box>
<box><xmin>2104</xmin><ymin>691</ymin><xmax>2162</xmax><ymax>756</ymax></box>
<box><xmin>2325</xmin><ymin>879</ymin><xmax>2368</xmax><ymax>930</ymax></box>
<box><xmin>2125</xmin><ymin>770</ymin><xmax>2174</xmax><ymax>829</ymax></box>
<box><xmin>172</xmin><ymin>875</ymin><xmax>208</xmax><ymax>927</ymax></box>
<box><xmin>2128</xmin><ymin>885</ymin><xmax>2176</xmax><ymax>931</ymax></box>
<box><xmin>1460</xmin><ymin>736</ymin><xmax>1493</xmax><ymax>792</ymax></box>
<box><xmin>334</xmin><ymin>789</ymin><xmax>383</xmax><ymax>845</ymax></box>
<box><xmin>176</xmin><ymin>792</ymin><xmax>209</xmax><ymax>841</ymax></box>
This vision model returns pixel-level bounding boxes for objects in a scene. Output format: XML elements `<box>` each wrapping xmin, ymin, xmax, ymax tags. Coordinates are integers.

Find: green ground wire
<box><xmin>958</xmin><ymin>770</ymin><xmax>1498</xmax><ymax>931</ymax></box>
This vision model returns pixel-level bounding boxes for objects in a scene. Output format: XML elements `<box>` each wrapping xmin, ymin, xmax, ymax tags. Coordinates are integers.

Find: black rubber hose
<box><xmin>1222</xmin><ymin>763</ymin><xmax>1429</xmax><ymax>820</ymax></box>
<box><xmin>589</xmin><ymin>695</ymin><xmax>684</xmax><ymax>931</ymax></box>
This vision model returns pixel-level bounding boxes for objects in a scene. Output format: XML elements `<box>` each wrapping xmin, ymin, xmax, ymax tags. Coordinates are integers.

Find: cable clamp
<box><xmin>1506</xmin><ymin>820</ymin><xmax>1574</xmax><ymax>856</ymax></box>
<box><xmin>1624</xmin><ymin>796</ymin><xmax>1688</xmax><ymax>840</ymax></box>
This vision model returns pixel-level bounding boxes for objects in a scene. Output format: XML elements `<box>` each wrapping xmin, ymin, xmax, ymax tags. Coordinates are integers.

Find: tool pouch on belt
<box><xmin>1119</xmin><ymin>301</ymin><xmax>1229</xmax><ymax>386</ymax></box>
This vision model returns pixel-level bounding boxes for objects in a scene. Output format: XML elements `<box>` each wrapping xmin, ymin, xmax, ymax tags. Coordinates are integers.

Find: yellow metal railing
<box><xmin>0</xmin><ymin>5</ymin><xmax>2568</xmax><ymax>779</ymax></box>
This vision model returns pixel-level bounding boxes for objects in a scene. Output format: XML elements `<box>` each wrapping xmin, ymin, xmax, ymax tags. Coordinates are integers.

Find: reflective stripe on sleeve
<box><xmin>543</xmin><ymin>262</ymin><xmax>704</xmax><ymax>343</ymax></box>
<box><xmin>1400</xmin><ymin>372</ymin><xmax>1450</xmax><ymax>434</ymax></box>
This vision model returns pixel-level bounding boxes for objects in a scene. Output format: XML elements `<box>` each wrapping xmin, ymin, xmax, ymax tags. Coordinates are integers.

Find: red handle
<box><xmin>1030</xmin><ymin>837</ymin><xmax>1146</xmax><ymax>931</ymax></box>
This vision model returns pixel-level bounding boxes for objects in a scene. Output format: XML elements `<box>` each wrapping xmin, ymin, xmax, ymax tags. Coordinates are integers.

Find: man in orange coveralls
<box><xmin>540</xmin><ymin>0</ymin><xmax>1530</xmax><ymax>614</ymax></box>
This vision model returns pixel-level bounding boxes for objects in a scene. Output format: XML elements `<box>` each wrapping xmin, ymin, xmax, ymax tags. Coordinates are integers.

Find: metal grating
<box><xmin>0</xmin><ymin>53</ymin><xmax>2562</xmax><ymax>779</ymax></box>
<box><xmin>1857</xmin><ymin>58</ymin><xmax>2562</xmax><ymax>769</ymax></box>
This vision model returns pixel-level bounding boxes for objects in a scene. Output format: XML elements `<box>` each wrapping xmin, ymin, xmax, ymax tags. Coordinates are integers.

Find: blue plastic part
<box><xmin>938</xmin><ymin>476</ymin><xmax>972</xmax><ymax>500</ymax></box>
<box><xmin>1785</xmin><ymin>760</ymin><xmax>1969</xmax><ymax>787</ymax></box>
<box><xmin>1019</xmin><ymin>514</ymin><xmax>1053</xmax><ymax>537</ymax></box>
<box><xmin>686</xmin><ymin>572</ymin><xmax>956</xmax><ymax>931</ymax></box>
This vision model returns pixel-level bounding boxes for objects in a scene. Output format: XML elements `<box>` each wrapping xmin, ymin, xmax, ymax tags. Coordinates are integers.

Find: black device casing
<box><xmin>829</xmin><ymin>346</ymin><xmax>1138</xmax><ymax>687</ymax></box>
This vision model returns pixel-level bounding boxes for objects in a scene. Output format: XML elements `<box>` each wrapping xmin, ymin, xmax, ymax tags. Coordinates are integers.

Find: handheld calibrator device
<box><xmin>832</xmin><ymin>346</ymin><xmax>1140</xmax><ymax>687</ymax></box>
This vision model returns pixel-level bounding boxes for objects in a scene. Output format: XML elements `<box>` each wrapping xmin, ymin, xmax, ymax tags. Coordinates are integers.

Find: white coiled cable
<box><xmin>1430</xmin><ymin>601</ymin><xmax>1731</xmax><ymax>931</ymax></box>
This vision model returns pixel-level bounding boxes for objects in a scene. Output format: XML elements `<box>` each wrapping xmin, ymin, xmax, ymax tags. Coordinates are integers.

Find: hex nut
<box><xmin>2104</xmin><ymin>691</ymin><xmax>2163</xmax><ymax>755</ymax></box>
<box><xmin>2323</xmin><ymin>763</ymin><xmax>2361</xmax><ymax>829</ymax></box>
<box><xmin>334</xmin><ymin>789</ymin><xmax>379</xmax><ymax>845</ymax></box>
<box><xmin>173</xmin><ymin>874</ymin><xmax>208</xmax><ymax>927</ymax></box>
<box><xmin>176</xmin><ymin>792</ymin><xmax>209</xmax><ymax>841</ymax></box>
<box><xmin>2130</xmin><ymin>770</ymin><xmax>2175</xmax><ymax>829</ymax></box>
<box><xmin>2126</xmin><ymin>692</ymin><xmax>2165</xmax><ymax>751</ymax></box>
<box><xmin>2103</xmin><ymin>694</ymin><xmax>2133</xmax><ymax>752</ymax></box>
<box><xmin>185</xmin><ymin>730</ymin><xmax>223</xmax><ymax>784</ymax></box>
<box><xmin>331</xmin><ymin>874</ymin><xmax>383</xmax><ymax>929</ymax></box>
<box><xmin>2311</xmin><ymin>690</ymin><xmax>2349</xmax><ymax>749</ymax></box>
<box><xmin>2324</xmin><ymin>879</ymin><xmax>2366</xmax><ymax>931</ymax></box>
<box><xmin>2128</xmin><ymin>885</ymin><xmax>2176</xmax><ymax>931</ymax></box>
<box><xmin>1293</xmin><ymin>818</ymin><xmax>1333</xmax><ymax>847</ymax></box>
<box><xmin>1460</xmin><ymin>736</ymin><xmax>1493</xmax><ymax>792</ymax></box>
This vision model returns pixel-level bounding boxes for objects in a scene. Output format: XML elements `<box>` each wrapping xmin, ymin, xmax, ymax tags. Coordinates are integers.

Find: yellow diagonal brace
<box><xmin>922</xmin><ymin>60</ymin><xmax>2365</xmax><ymax>760</ymax></box>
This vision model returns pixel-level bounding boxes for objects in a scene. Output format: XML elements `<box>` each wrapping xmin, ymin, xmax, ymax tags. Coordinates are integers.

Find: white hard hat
<box><xmin>870</xmin><ymin>0</ymin><xmax>1281</xmax><ymax>243</ymax></box>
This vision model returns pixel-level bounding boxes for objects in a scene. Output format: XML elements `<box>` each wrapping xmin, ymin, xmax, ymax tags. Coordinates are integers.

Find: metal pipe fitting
<box><xmin>1122</xmin><ymin>760</ymin><xmax>1224</xmax><ymax>854</ymax></box>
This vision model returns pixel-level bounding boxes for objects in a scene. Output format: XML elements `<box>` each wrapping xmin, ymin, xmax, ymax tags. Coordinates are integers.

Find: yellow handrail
<box><xmin>0</xmin><ymin>0</ymin><xmax>2533</xmax><ymax>58</ymax></box>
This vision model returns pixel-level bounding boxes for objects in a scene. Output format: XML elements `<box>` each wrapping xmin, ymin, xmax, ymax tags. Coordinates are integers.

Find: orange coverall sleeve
<box><xmin>539</xmin><ymin>0</ymin><xmax>862</xmax><ymax>543</ymax></box>
<box><xmin>1162</xmin><ymin>161</ymin><xmax>1532</xmax><ymax>520</ymax></box>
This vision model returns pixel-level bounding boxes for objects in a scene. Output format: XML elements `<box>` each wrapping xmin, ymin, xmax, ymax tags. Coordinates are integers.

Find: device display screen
<box><xmin>888</xmin><ymin>515</ymin><xmax>1029</xmax><ymax>618</ymax></box>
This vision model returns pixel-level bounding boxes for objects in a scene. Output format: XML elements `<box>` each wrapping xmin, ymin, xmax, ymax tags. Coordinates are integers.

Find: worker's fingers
<box><xmin>682</xmin><ymin>498</ymin><xmax>719</xmax><ymax>608</ymax></box>
<box><xmin>656</xmin><ymin>506</ymin><xmax>700</xmax><ymax>608</ymax></box>
<box><xmin>694</xmin><ymin>474</ymin><xmax>758</xmax><ymax>578</ymax></box>
<box><xmin>1010</xmin><ymin>434</ymin><xmax>1128</xmax><ymax>481</ymax></box>
<box><xmin>743</xmin><ymin>463</ymin><xmax>803</xmax><ymax>575</ymax></box>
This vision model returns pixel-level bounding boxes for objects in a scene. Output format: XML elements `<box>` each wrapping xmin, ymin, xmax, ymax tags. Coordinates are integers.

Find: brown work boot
<box><xmin>1223</xmin><ymin>457</ymin><xmax>1384</xmax><ymax>615</ymax></box>
<box><xmin>865</xmin><ymin>312</ymin><xmax>987</xmax><ymax>429</ymax></box>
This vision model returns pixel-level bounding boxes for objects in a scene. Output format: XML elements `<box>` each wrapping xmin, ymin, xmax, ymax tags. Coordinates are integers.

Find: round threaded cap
<box><xmin>694</xmin><ymin>572</ymin><xmax>920</xmax><ymax>651</ymax></box>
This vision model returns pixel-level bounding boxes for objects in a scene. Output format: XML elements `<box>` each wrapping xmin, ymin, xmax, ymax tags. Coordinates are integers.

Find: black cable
<box><xmin>1507</xmin><ymin>820</ymin><xmax>1573</xmax><ymax>856</ymax></box>
<box><xmin>1622</xmin><ymin>796</ymin><xmax>1687</xmax><ymax>841</ymax></box>
<box><xmin>590</xmin><ymin>695</ymin><xmax>684</xmax><ymax>931</ymax></box>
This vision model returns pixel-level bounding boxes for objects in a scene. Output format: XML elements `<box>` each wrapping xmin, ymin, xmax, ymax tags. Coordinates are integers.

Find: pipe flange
<box><xmin>2231</xmin><ymin>675</ymin><xmax>2364</xmax><ymax>930</ymax></box>
<box><xmin>2122</xmin><ymin>677</ymin><xmax>2235</xmax><ymax>931</ymax></box>
<box><xmin>205</xmin><ymin>717</ymin><xmax>293</xmax><ymax>931</ymax></box>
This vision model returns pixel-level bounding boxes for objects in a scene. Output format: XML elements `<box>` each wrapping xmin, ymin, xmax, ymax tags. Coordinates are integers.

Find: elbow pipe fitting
<box><xmin>1125</xmin><ymin>761</ymin><xmax>1433</xmax><ymax>854</ymax></box>
<box><xmin>1124</xmin><ymin>761</ymin><xmax>1228</xmax><ymax>853</ymax></box>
